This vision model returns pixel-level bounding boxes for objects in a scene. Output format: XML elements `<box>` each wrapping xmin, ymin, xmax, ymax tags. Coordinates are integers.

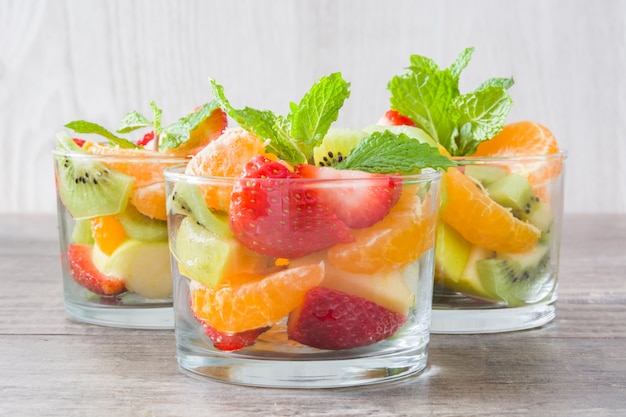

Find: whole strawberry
<box><xmin>229</xmin><ymin>155</ymin><xmax>354</xmax><ymax>259</ymax></box>
<box><xmin>287</xmin><ymin>287</ymin><xmax>407</xmax><ymax>350</ymax></box>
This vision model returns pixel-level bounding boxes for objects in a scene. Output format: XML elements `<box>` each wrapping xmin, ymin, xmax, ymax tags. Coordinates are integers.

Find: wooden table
<box><xmin>1</xmin><ymin>214</ymin><xmax>625</xmax><ymax>416</ymax></box>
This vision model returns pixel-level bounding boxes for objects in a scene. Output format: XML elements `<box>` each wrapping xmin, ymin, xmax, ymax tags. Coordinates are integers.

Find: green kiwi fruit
<box><xmin>118</xmin><ymin>204</ymin><xmax>168</xmax><ymax>242</ymax></box>
<box><xmin>55</xmin><ymin>132</ymin><xmax>134</xmax><ymax>219</ymax></box>
<box><xmin>486</xmin><ymin>174</ymin><xmax>553</xmax><ymax>232</ymax></box>
<box><xmin>475</xmin><ymin>243</ymin><xmax>552</xmax><ymax>307</ymax></box>
<box><xmin>463</xmin><ymin>165</ymin><xmax>508</xmax><ymax>186</ymax></box>
<box><xmin>313</xmin><ymin>128</ymin><xmax>367</xmax><ymax>167</ymax></box>
<box><xmin>168</xmin><ymin>182</ymin><xmax>231</xmax><ymax>238</ymax></box>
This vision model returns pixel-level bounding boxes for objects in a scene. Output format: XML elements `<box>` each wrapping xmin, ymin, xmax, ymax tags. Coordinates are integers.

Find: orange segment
<box><xmin>440</xmin><ymin>168</ymin><xmax>540</xmax><ymax>253</ymax></box>
<box><xmin>90</xmin><ymin>215</ymin><xmax>127</xmax><ymax>255</ymax></box>
<box><xmin>191</xmin><ymin>262</ymin><xmax>324</xmax><ymax>333</ymax></box>
<box><xmin>471</xmin><ymin>121</ymin><xmax>562</xmax><ymax>186</ymax></box>
<box><xmin>130</xmin><ymin>182</ymin><xmax>167</xmax><ymax>220</ymax></box>
<box><xmin>327</xmin><ymin>188</ymin><xmax>437</xmax><ymax>274</ymax></box>
<box><xmin>185</xmin><ymin>128</ymin><xmax>270</xmax><ymax>211</ymax></box>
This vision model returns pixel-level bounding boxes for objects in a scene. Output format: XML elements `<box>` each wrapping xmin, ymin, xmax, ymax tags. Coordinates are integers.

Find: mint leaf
<box><xmin>158</xmin><ymin>101</ymin><xmax>221</xmax><ymax>150</ymax></box>
<box><xmin>451</xmin><ymin>85</ymin><xmax>513</xmax><ymax>155</ymax></box>
<box><xmin>64</xmin><ymin>120</ymin><xmax>136</xmax><ymax>148</ymax></box>
<box><xmin>117</xmin><ymin>111</ymin><xmax>151</xmax><ymax>134</ymax></box>
<box><xmin>150</xmin><ymin>101</ymin><xmax>163</xmax><ymax>130</ymax></box>
<box><xmin>448</xmin><ymin>47</ymin><xmax>474</xmax><ymax>81</ymax></box>
<box><xmin>289</xmin><ymin>72</ymin><xmax>351</xmax><ymax>154</ymax></box>
<box><xmin>478</xmin><ymin>77</ymin><xmax>515</xmax><ymax>90</ymax></box>
<box><xmin>334</xmin><ymin>131</ymin><xmax>455</xmax><ymax>174</ymax></box>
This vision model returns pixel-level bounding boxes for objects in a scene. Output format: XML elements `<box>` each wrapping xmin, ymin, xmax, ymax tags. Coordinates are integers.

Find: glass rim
<box><xmin>451</xmin><ymin>150</ymin><xmax>567</xmax><ymax>163</ymax></box>
<box><xmin>164</xmin><ymin>164</ymin><xmax>443</xmax><ymax>184</ymax></box>
<box><xmin>52</xmin><ymin>149</ymin><xmax>191</xmax><ymax>163</ymax></box>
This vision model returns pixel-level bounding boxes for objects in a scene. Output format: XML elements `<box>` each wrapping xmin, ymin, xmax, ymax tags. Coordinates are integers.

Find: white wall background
<box><xmin>1</xmin><ymin>0</ymin><xmax>625</xmax><ymax>214</ymax></box>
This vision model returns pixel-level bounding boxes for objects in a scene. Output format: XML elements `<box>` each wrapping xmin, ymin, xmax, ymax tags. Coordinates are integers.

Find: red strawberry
<box><xmin>66</xmin><ymin>244</ymin><xmax>126</xmax><ymax>296</ymax></box>
<box><xmin>378</xmin><ymin>110</ymin><xmax>416</xmax><ymax>127</ymax></box>
<box><xmin>287</xmin><ymin>287</ymin><xmax>407</xmax><ymax>350</ymax></box>
<box><xmin>136</xmin><ymin>130</ymin><xmax>155</xmax><ymax>147</ymax></box>
<box><xmin>201</xmin><ymin>322</ymin><xmax>269</xmax><ymax>352</ymax></box>
<box><xmin>72</xmin><ymin>138</ymin><xmax>86</xmax><ymax>147</ymax></box>
<box><xmin>295</xmin><ymin>165</ymin><xmax>402</xmax><ymax>229</ymax></box>
<box><xmin>229</xmin><ymin>155</ymin><xmax>354</xmax><ymax>259</ymax></box>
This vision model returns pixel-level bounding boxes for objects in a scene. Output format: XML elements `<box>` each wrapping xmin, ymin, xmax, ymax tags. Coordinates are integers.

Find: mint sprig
<box><xmin>388</xmin><ymin>47</ymin><xmax>514</xmax><ymax>156</ymax></box>
<box><xmin>64</xmin><ymin>120</ymin><xmax>136</xmax><ymax>148</ymax></box>
<box><xmin>334</xmin><ymin>131</ymin><xmax>456</xmax><ymax>174</ymax></box>
<box><xmin>210</xmin><ymin>73</ymin><xmax>350</xmax><ymax>165</ymax></box>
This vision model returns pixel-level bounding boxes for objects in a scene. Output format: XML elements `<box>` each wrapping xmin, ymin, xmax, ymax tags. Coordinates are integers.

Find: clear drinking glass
<box><xmin>164</xmin><ymin>165</ymin><xmax>441</xmax><ymax>388</ymax></box>
<box><xmin>53</xmin><ymin>148</ymin><xmax>188</xmax><ymax>329</ymax></box>
<box><xmin>431</xmin><ymin>152</ymin><xmax>566</xmax><ymax>333</ymax></box>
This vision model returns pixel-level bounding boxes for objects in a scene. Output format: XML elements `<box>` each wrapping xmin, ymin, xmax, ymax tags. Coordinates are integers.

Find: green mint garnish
<box><xmin>210</xmin><ymin>73</ymin><xmax>350</xmax><ymax>165</ymax></box>
<box><xmin>388</xmin><ymin>47</ymin><xmax>514</xmax><ymax>156</ymax></box>
<box><xmin>64</xmin><ymin>120</ymin><xmax>136</xmax><ymax>148</ymax></box>
<box><xmin>334</xmin><ymin>131</ymin><xmax>456</xmax><ymax>174</ymax></box>
<box><xmin>66</xmin><ymin>100</ymin><xmax>220</xmax><ymax>151</ymax></box>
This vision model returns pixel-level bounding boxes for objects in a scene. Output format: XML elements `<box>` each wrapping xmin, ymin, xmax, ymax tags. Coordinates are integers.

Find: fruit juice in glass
<box><xmin>53</xmin><ymin>134</ymin><xmax>189</xmax><ymax>329</ymax></box>
<box><xmin>431</xmin><ymin>151</ymin><xmax>566</xmax><ymax>333</ymax></box>
<box><xmin>164</xmin><ymin>164</ymin><xmax>441</xmax><ymax>388</ymax></box>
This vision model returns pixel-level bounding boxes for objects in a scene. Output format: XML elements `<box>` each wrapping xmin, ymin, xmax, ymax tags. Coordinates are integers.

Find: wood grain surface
<box><xmin>1</xmin><ymin>213</ymin><xmax>625</xmax><ymax>416</ymax></box>
<box><xmin>1</xmin><ymin>0</ymin><xmax>625</xmax><ymax>215</ymax></box>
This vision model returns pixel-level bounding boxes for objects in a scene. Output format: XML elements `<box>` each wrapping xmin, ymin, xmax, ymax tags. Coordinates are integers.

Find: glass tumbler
<box><xmin>431</xmin><ymin>152</ymin><xmax>566</xmax><ymax>333</ymax></box>
<box><xmin>165</xmin><ymin>165</ymin><xmax>441</xmax><ymax>388</ymax></box>
<box><xmin>53</xmin><ymin>145</ymin><xmax>188</xmax><ymax>329</ymax></box>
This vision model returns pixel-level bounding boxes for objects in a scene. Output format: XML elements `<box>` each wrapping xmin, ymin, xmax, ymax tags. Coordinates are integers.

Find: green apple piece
<box><xmin>442</xmin><ymin>245</ymin><xmax>496</xmax><ymax>301</ymax></box>
<box><xmin>463</xmin><ymin>165</ymin><xmax>508</xmax><ymax>186</ymax></box>
<box><xmin>92</xmin><ymin>240</ymin><xmax>172</xmax><ymax>299</ymax></box>
<box><xmin>71</xmin><ymin>218</ymin><xmax>94</xmax><ymax>244</ymax></box>
<box><xmin>363</xmin><ymin>124</ymin><xmax>438</xmax><ymax>148</ymax></box>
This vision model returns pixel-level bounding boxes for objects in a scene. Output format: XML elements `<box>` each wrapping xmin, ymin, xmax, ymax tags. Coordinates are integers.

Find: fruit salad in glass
<box><xmin>381</xmin><ymin>47</ymin><xmax>566</xmax><ymax>333</ymax></box>
<box><xmin>53</xmin><ymin>102</ymin><xmax>227</xmax><ymax>328</ymax></box>
<box><xmin>165</xmin><ymin>73</ymin><xmax>453</xmax><ymax>387</ymax></box>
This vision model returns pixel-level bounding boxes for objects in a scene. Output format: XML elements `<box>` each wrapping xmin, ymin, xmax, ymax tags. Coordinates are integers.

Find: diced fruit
<box><xmin>440</xmin><ymin>168</ymin><xmax>541</xmax><ymax>254</ymax></box>
<box><xmin>55</xmin><ymin>133</ymin><xmax>134</xmax><ymax>219</ymax></box>
<box><xmin>129</xmin><ymin>181</ymin><xmax>168</xmax><ymax>220</ymax></box>
<box><xmin>486</xmin><ymin>174</ymin><xmax>553</xmax><ymax>232</ymax></box>
<box><xmin>185</xmin><ymin>128</ymin><xmax>270</xmax><ymax>211</ymax></box>
<box><xmin>377</xmin><ymin>109</ymin><xmax>416</xmax><ymax>127</ymax></box>
<box><xmin>92</xmin><ymin>240</ymin><xmax>172</xmax><ymax>299</ymax></box>
<box><xmin>327</xmin><ymin>189</ymin><xmax>436</xmax><ymax>274</ymax></box>
<box><xmin>118</xmin><ymin>203</ymin><xmax>168</xmax><ymax>242</ymax></box>
<box><xmin>195</xmin><ymin>321</ymin><xmax>270</xmax><ymax>352</ymax></box>
<box><xmin>290</xmin><ymin>253</ymin><xmax>415</xmax><ymax>315</ymax></box>
<box><xmin>296</xmin><ymin>164</ymin><xmax>402</xmax><ymax>229</ymax></box>
<box><xmin>476</xmin><ymin>243</ymin><xmax>552</xmax><ymax>306</ymax></box>
<box><xmin>71</xmin><ymin>218</ymin><xmax>94</xmax><ymax>244</ymax></box>
<box><xmin>287</xmin><ymin>287</ymin><xmax>407</xmax><ymax>350</ymax></box>
<box><xmin>191</xmin><ymin>263</ymin><xmax>325</xmax><ymax>333</ymax></box>
<box><xmin>66</xmin><ymin>244</ymin><xmax>126</xmax><ymax>296</ymax></box>
<box><xmin>444</xmin><ymin>245</ymin><xmax>494</xmax><ymax>300</ymax></box>
<box><xmin>90</xmin><ymin>215</ymin><xmax>128</xmax><ymax>255</ymax></box>
<box><xmin>229</xmin><ymin>155</ymin><xmax>354</xmax><ymax>259</ymax></box>
<box><xmin>173</xmin><ymin>217</ymin><xmax>268</xmax><ymax>288</ymax></box>
<box><xmin>463</xmin><ymin>165</ymin><xmax>508</xmax><ymax>186</ymax></box>
<box><xmin>163</xmin><ymin>106</ymin><xmax>228</xmax><ymax>157</ymax></box>
<box><xmin>312</xmin><ymin>127</ymin><xmax>367</xmax><ymax>167</ymax></box>
<box><xmin>168</xmin><ymin>182</ymin><xmax>231</xmax><ymax>237</ymax></box>
<box><xmin>434</xmin><ymin>221</ymin><xmax>472</xmax><ymax>284</ymax></box>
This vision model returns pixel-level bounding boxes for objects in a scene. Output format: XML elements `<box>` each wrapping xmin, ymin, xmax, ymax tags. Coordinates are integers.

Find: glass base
<box><xmin>177</xmin><ymin>345</ymin><xmax>428</xmax><ymax>388</ymax></box>
<box><xmin>65</xmin><ymin>302</ymin><xmax>174</xmax><ymax>329</ymax></box>
<box><xmin>430</xmin><ymin>301</ymin><xmax>556</xmax><ymax>334</ymax></box>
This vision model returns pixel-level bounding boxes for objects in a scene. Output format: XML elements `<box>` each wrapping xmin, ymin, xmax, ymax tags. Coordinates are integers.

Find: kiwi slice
<box><xmin>464</xmin><ymin>165</ymin><xmax>508</xmax><ymax>186</ymax></box>
<box><xmin>55</xmin><ymin>132</ymin><xmax>134</xmax><ymax>219</ymax></box>
<box><xmin>486</xmin><ymin>174</ymin><xmax>553</xmax><ymax>232</ymax></box>
<box><xmin>313</xmin><ymin>128</ymin><xmax>367</xmax><ymax>167</ymax></box>
<box><xmin>476</xmin><ymin>243</ymin><xmax>552</xmax><ymax>307</ymax></box>
<box><xmin>168</xmin><ymin>182</ymin><xmax>231</xmax><ymax>238</ymax></box>
<box><xmin>118</xmin><ymin>204</ymin><xmax>168</xmax><ymax>242</ymax></box>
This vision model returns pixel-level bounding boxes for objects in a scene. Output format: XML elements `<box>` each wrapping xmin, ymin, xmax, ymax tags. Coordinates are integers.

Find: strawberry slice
<box><xmin>287</xmin><ymin>287</ymin><xmax>407</xmax><ymax>350</ymax></box>
<box><xmin>199</xmin><ymin>321</ymin><xmax>269</xmax><ymax>352</ymax></box>
<box><xmin>66</xmin><ymin>244</ymin><xmax>126</xmax><ymax>296</ymax></box>
<box><xmin>229</xmin><ymin>155</ymin><xmax>354</xmax><ymax>259</ymax></box>
<box><xmin>296</xmin><ymin>165</ymin><xmax>402</xmax><ymax>229</ymax></box>
<box><xmin>136</xmin><ymin>130</ymin><xmax>155</xmax><ymax>147</ymax></box>
<box><xmin>377</xmin><ymin>110</ymin><xmax>416</xmax><ymax>127</ymax></box>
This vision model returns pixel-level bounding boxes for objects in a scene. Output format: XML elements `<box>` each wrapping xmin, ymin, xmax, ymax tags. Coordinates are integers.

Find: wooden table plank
<box><xmin>1</xmin><ymin>214</ymin><xmax>625</xmax><ymax>416</ymax></box>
